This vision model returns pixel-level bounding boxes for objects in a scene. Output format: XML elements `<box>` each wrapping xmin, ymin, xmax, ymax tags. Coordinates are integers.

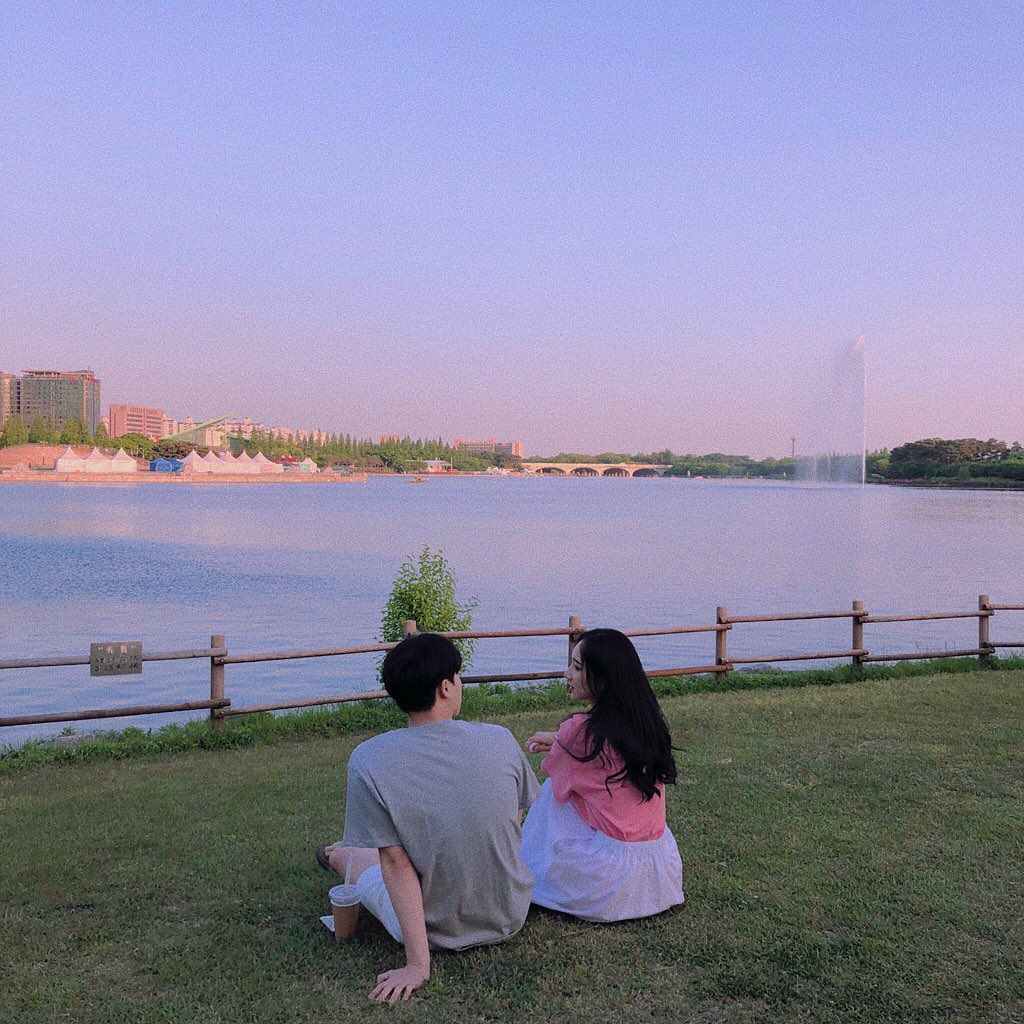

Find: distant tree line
<box><xmin>664</xmin><ymin>454</ymin><xmax>795</xmax><ymax>479</ymax></box>
<box><xmin>877</xmin><ymin>438</ymin><xmax>1024</xmax><ymax>483</ymax></box>
<box><xmin>0</xmin><ymin>417</ymin><xmax>518</xmax><ymax>472</ymax></box>
<box><xmin>226</xmin><ymin>430</ymin><xmax>515</xmax><ymax>472</ymax></box>
<box><xmin>9</xmin><ymin>420</ymin><xmax>1017</xmax><ymax>483</ymax></box>
<box><xmin>0</xmin><ymin>414</ymin><xmax>105</xmax><ymax>449</ymax></box>
<box><xmin>0</xmin><ymin>415</ymin><xmax>216</xmax><ymax>459</ymax></box>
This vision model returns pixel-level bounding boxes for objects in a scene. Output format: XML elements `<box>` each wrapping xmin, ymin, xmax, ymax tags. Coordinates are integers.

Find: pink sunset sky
<box><xmin>2</xmin><ymin>3</ymin><xmax>1021</xmax><ymax>457</ymax></box>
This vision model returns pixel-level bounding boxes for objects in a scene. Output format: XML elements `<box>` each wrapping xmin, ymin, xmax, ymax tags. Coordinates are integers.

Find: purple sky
<box><xmin>2</xmin><ymin>3</ymin><xmax>1022</xmax><ymax>457</ymax></box>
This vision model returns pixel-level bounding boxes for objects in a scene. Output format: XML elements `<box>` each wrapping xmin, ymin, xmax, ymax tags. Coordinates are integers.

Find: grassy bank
<box><xmin>2</xmin><ymin>670</ymin><xmax>1022</xmax><ymax>1023</ymax></box>
<box><xmin>4</xmin><ymin>655</ymin><xmax>1022</xmax><ymax>774</ymax></box>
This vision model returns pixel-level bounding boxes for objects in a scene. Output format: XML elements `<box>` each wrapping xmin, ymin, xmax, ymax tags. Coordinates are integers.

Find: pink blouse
<box><xmin>542</xmin><ymin>713</ymin><xmax>666</xmax><ymax>842</ymax></box>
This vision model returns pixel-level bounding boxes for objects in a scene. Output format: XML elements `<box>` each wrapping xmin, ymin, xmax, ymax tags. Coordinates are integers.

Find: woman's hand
<box><xmin>526</xmin><ymin>731</ymin><xmax>557</xmax><ymax>754</ymax></box>
<box><xmin>370</xmin><ymin>963</ymin><xmax>429</xmax><ymax>1003</ymax></box>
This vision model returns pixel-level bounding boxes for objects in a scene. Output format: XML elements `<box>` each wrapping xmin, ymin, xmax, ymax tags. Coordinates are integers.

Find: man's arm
<box><xmin>369</xmin><ymin>844</ymin><xmax>430</xmax><ymax>1003</ymax></box>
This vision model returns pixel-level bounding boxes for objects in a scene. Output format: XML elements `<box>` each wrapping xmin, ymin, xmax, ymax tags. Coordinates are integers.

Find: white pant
<box><xmin>329</xmin><ymin>866</ymin><xmax>403</xmax><ymax>942</ymax></box>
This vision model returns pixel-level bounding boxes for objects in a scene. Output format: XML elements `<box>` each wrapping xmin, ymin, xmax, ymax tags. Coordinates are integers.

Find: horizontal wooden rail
<box><xmin>221</xmin><ymin>642</ymin><xmax>396</xmax><ymax>665</ymax></box>
<box><xmin>439</xmin><ymin>628</ymin><xmax>576</xmax><ymax>640</ymax></box>
<box><xmin>222</xmin><ymin>692</ymin><xmax>387</xmax><ymax>716</ymax></box>
<box><xmin>0</xmin><ymin>647</ymin><xmax>227</xmax><ymax>672</ymax></box>
<box><xmin>727</xmin><ymin>649</ymin><xmax>867</xmax><ymax>666</ymax></box>
<box><xmin>864</xmin><ymin>611</ymin><xmax>991</xmax><ymax>623</ymax></box>
<box><xmin>860</xmin><ymin>648</ymin><xmax>988</xmax><ymax>663</ymax></box>
<box><xmin>988</xmin><ymin>642</ymin><xmax>1024</xmax><ymax>648</ymax></box>
<box><xmin>219</xmin><ymin>628</ymin><xmax>589</xmax><ymax>665</ymax></box>
<box><xmin>0</xmin><ymin>698</ymin><xmax>230</xmax><ymax>728</ymax></box>
<box><xmin>646</xmin><ymin>665</ymin><xmax>729</xmax><ymax>677</ymax></box>
<box><xmin>722</xmin><ymin>611</ymin><xmax>861</xmax><ymax>624</ymax></box>
<box><xmin>218</xmin><ymin>624</ymin><xmax>732</xmax><ymax>668</ymax></box>
<box><xmin>223</xmin><ymin>672</ymin><xmax>573</xmax><ymax>718</ymax></box>
<box><xmin>222</xmin><ymin>665</ymin><xmax>732</xmax><ymax>718</ymax></box>
<box><xmin>620</xmin><ymin>624</ymin><xmax>727</xmax><ymax>637</ymax></box>
<box><xmin>461</xmin><ymin>670</ymin><xmax>565</xmax><ymax>684</ymax></box>
<box><xmin>989</xmin><ymin>604</ymin><xmax>1024</xmax><ymax>611</ymax></box>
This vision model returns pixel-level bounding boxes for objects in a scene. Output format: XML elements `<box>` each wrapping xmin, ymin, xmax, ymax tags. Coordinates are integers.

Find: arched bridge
<box><xmin>523</xmin><ymin>462</ymin><xmax>671</xmax><ymax>477</ymax></box>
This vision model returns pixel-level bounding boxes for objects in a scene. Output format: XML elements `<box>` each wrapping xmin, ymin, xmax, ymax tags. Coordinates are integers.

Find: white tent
<box><xmin>83</xmin><ymin>448</ymin><xmax>109</xmax><ymax>473</ymax></box>
<box><xmin>181</xmin><ymin>450</ymin><xmax>208</xmax><ymax>473</ymax></box>
<box><xmin>54</xmin><ymin>447</ymin><xmax>86</xmax><ymax>472</ymax></box>
<box><xmin>201</xmin><ymin>451</ymin><xmax>230</xmax><ymax>474</ymax></box>
<box><xmin>298</xmin><ymin>457</ymin><xmax>320</xmax><ymax>474</ymax></box>
<box><xmin>236</xmin><ymin>450</ymin><xmax>260</xmax><ymax>475</ymax></box>
<box><xmin>110</xmin><ymin>448</ymin><xmax>138</xmax><ymax>473</ymax></box>
<box><xmin>252</xmin><ymin>451</ymin><xmax>284</xmax><ymax>474</ymax></box>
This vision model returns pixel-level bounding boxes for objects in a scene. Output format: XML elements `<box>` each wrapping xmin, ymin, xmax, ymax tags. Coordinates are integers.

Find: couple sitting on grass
<box><xmin>317</xmin><ymin>628</ymin><xmax>684</xmax><ymax>1003</ymax></box>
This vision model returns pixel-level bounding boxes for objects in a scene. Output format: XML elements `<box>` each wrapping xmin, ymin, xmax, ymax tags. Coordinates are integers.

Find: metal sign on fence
<box><xmin>90</xmin><ymin>641</ymin><xmax>143</xmax><ymax>677</ymax></box>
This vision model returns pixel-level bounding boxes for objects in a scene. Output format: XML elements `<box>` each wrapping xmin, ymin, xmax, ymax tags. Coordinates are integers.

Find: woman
<box><xmin>521</xmin><ymin>628</ymin><xmax>684</xmax><ymax>922</ymax></box>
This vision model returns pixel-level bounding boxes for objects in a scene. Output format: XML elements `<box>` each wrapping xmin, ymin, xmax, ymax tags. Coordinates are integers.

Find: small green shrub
<box><xmin>379</xmin><ymin>546</ymin><xmax>478</xmax><ymax>665</ymax></box>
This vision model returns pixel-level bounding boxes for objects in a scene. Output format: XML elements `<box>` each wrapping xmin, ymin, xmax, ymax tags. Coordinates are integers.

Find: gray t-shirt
<box><xmin>342</xmin><ymin>718</ymin><xmax>541</xmax><ymax>951</ymax></box>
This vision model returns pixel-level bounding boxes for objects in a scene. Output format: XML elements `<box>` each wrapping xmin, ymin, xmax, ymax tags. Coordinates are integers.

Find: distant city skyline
<box><xmin>4</xmin><ymin>356</ymin><xmax>1022</xmax><ymax>459</ymax></box>
<box><xmin>3</xmin><ymin>5</ymin><xmax>1022</xmax><ymax>456</ymax></box>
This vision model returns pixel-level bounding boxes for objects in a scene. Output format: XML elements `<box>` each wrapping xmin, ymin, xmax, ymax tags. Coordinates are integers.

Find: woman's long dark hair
<box><xmin>568</xmin><ymin>628</ymin><xmax>676</xmax><ymax>800</ymax></box>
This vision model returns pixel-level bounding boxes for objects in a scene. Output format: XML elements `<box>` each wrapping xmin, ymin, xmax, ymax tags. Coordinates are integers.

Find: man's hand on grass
<box><xmin>369</xmin><ymin>963</ymin><xmax>429</xmax><ymax>1003</ymax></box>
<box><xmin>374</xmin><ymin>845</ymin><xmax>430</xmax><ymax>1003</ymax></box>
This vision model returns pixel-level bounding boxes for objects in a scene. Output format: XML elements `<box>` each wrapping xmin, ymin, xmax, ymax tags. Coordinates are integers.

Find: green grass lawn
<box><xmin>2</xmin><ymin>671</ymin><xmax>1022</xmax><ymax>1024</ymax></box>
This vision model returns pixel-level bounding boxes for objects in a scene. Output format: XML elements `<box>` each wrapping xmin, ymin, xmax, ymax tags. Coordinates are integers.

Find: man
<box><xmin>318</xmin><ymin>632</ymin><xmax>540</xmax><ymax>1003</ymax></box>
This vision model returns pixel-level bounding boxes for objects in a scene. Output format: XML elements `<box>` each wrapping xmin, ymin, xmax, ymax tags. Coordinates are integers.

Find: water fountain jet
<box><xmin>795</xmin><ymin>334</ymin><xmax>867</xmax><ymax>484</ymax></box>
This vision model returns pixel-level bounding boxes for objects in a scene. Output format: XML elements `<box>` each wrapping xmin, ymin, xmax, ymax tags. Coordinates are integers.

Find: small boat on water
<box><xmin>405</xmin><ymin>476</ymin><xmax>428</xmax><ymax>483</ymax></box>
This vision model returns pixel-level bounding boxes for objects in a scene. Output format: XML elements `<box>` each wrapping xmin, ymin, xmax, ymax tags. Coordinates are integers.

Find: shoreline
<box><xmin>880</xmin><ymin>478</ymin><xmax>1024</xmax><ymax>492</ymax></box>
<box><xmin>0</xmin><ymin>471</ymin><xmax>369</xmax><ymax>485</ymax></box>
<box><xmin>4</xmin><ymin>655</ymin><xmax>1020</xmax><ymax>771</ymax></box>
<box><xmin>4</xmin><ymin>471</ymin><xmax>1022</xmax><ymax>491</ymax></box>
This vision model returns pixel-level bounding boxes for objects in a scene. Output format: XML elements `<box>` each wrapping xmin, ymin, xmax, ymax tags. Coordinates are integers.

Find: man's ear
<box><xmin>438</xmin><ymin>677</ymin><xmax>454</xmax><ymax>700</ymax></box>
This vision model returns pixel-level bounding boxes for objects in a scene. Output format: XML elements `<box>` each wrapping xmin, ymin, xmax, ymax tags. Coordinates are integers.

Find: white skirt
<box><xmin>521</xmin><ymin>780</ymin><xmax>685</xmax><ymax>923</ymax></box>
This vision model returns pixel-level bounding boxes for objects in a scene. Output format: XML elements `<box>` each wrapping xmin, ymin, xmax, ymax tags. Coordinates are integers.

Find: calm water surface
<box><xmin>2</xmin><ymin>476</ymin><xmax>1022</xmax><ymax>746</ymax></box>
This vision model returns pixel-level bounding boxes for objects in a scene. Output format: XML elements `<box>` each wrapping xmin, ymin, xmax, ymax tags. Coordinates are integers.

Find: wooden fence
<box><xmin>1</xmin><ymin>596</ymin><xmax>1022</xmax><ymax>731</ymax></box>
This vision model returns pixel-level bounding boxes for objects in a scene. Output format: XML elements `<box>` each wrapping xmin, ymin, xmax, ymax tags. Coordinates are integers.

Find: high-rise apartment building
<box><xmin>452</xmin><ymin>437</ymin><xmax>525</xmax><ymax>459</ymax></box>
<box><xmin>0</xmin><ymin>373</ymin><xmax>17</xmax><ymax>426</ymax></box>
<box><xmin>223</xmin><ymin>417</ymin><xmax>265</xmax><ymax>440</ymax></box>
<box><xmin>108</xmin><ymin>403</ymin><xmax>168</xmax><ymax>441</ymax></box>
<box><xmin>4</xmin><ymin>370</ymin><xmax>102</xmax><ymax>434</ymax></box>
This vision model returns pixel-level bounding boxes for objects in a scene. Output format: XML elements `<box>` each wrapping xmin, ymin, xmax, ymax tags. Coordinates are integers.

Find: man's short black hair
<box><xmin>380</xmin><ymin>633</ymin><xmax>462</xmax><ymax>714</ymax></box>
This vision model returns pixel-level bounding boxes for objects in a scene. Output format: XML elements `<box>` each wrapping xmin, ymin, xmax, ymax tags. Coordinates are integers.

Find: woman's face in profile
<box><xmin>566</xmin><ymin>644</ymin><xmax>591</xmax><ymax>702</ymax></box>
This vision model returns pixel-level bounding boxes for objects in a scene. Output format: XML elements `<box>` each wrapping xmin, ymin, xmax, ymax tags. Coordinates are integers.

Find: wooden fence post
<box><xmin>979</xmin><ymin>595</ymin><xmax>992</xmax><ymax>666</ymax></box>
<box><xmin>568</xmin><ymin>614</ymin><xmax>581</xmax><ymax>664</ymax></box>
<box><xmin>852</xmin><ymin>601</ymin><xmax>865</xmax><ymax>672</ymax></box>
<box><xmin>403</xmin><ymin>620</ymin><xmax>417</xmax><ymax>638</ymax></box>
<box><xmin>715</xmin><ymin>606</ymin><xmax>730</xmax><ymax>673</ymax></box>
<box><xmin>210</xmin><ymin>634</ymin><xmax>225</xmax><ymax>733</ymax></box>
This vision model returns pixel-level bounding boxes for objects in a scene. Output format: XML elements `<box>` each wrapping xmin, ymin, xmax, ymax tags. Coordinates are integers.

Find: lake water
<box><xmin>2</xmin><ymin>476</ymin><xmax>1022</xmax><ymax>747</ymax></box>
